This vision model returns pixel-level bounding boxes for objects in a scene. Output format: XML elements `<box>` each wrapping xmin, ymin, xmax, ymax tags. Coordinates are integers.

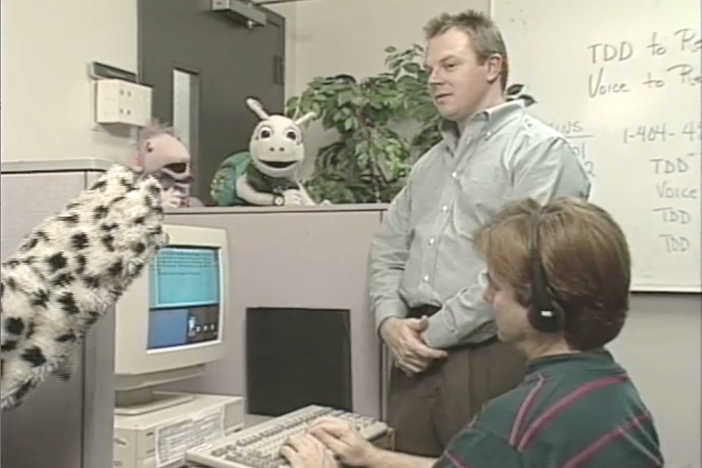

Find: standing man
<box><xmin>369</xmin><ymin>10</ymin><xmax>591</xmax><ymax>456</ymax></box>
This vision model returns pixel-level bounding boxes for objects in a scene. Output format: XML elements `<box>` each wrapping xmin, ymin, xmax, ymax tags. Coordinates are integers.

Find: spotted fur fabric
<box><xmin>0</xmin><ymin>164</ymin><xmax>168</xmax><ymax>411</ymax></box>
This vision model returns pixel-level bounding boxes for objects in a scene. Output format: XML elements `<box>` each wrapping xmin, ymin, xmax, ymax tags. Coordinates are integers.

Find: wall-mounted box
<box><xmin>95</xmin><ymin>79</ymin><xmax>152</xmax><ymax>126</ymax></box>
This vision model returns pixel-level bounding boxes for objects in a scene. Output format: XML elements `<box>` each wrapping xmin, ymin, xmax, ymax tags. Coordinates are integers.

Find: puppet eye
<box><xmin>285</xmin><ymin>129</ymin><xmax>300</xmax><ymax>141</ymax></box>
<box><xmin>257</xmin><ymin>126</ymin><xmax>273</xmax><ymax>139</ymax></box>
<box><xmin>146</xmin><ymin>142</ymin><xmax>154</xmax><ymax>152</ymax></box>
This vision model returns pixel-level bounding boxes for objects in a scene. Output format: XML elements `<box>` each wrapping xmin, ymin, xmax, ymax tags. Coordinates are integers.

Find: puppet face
<box><xmin>249</xmin><ymin>115</ymin><xmax>304</xmax><ymax>178</ymax></box>
<box><xmin>141</xmin><ymin>133</ymin><xmax>193</xmax><ymax>184</ymax></box>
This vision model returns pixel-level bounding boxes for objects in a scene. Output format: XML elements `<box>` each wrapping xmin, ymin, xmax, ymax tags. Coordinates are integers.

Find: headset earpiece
<box><xmin>527</xmin><ymin>209</ymin><xmax>564</xmax><ymax>333</ymax></box>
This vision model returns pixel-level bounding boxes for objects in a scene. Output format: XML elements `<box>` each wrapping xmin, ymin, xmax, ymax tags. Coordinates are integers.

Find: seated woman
<box><xmin>280</xmin><ymin>197</ymin><xmax>664</xmax><ymax>468</ymax></box>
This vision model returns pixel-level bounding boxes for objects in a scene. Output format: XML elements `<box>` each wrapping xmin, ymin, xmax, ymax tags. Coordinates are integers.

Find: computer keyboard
<box><xmin>185</xmin><ymin>405</ymin><xmax>389</xmax><ymax>468</ymax></box>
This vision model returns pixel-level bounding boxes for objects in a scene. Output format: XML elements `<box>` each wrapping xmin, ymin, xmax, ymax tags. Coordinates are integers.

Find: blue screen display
<box><xmin>147</xmin><ymin>246</ymin><xmax>221</xmax><ymax>350</ymax></box>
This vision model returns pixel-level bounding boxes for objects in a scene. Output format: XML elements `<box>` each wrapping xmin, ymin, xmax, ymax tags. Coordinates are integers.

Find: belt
<box><xmin>407</xmin><ymin>304</ymin><xmax>498</xmax><ymax>351</ymax></box>
<box><xmin>407</xmin><ymin>304</ymin><xmax>441</xmax><ymax>319</ymax></box>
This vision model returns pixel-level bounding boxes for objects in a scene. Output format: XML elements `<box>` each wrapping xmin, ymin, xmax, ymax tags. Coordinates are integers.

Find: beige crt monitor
<box><xmin>114</xmin><ymin>224</ymin><xmax>229</xmax><ymax>416</ymax></box>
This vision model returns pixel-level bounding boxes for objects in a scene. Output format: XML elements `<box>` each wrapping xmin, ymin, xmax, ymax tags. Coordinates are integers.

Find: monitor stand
<box><xmin>114</xmin><ymin>388</ymin><xmax>195</xmax><ymax>416</ymax></box>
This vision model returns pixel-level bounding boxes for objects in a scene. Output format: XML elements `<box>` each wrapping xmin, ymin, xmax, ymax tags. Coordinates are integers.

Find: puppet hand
<box><xmin>162</xmin><ymin>187</ymin><xmax>186</xmax><ymax>208</ymax></box>
<box><xmin>283</xmin><ymin>189</ymin><xmax>303</xmax><ymax>206</ymax></box>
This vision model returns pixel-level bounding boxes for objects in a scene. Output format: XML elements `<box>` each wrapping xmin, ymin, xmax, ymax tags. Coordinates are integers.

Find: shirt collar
<box><xmin>526</xmin><ymin>348</ymin><xmax>616</xmax><ymax>377</ymax></box>
<box><xmin>439</xmin><ymin>100</ymin><xmax>526</xmax><ymax>150</ymax></box>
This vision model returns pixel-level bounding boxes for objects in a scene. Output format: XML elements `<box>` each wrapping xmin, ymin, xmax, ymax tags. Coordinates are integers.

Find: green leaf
<box><xmin>402</xmin><ymin>62</ymin><xmax>422</xmax><ymax>75</ymax></box>
<box><xmin>285</xmin><ymin>95</ymin><xmax>299</xmax><ymax>109</ymax></box>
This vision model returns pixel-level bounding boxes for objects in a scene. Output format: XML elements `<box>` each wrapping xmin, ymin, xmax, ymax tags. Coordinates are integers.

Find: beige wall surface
<box><xmin>1</xmin><ymin>0</ymin><xmax>137</xmax><ymax>163</ymax></box>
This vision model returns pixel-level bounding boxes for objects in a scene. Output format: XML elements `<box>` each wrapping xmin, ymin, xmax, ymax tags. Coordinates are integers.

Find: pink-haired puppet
<box><xmin>130</xmin><ymin>123</ymin><xmax>194</xmax><ymax>208</ymax></box>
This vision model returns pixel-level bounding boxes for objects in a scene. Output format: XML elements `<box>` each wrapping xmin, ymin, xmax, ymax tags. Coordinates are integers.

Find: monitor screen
<box><xmin>147</xmin><ymin>246</ymin><xmax>221</xmax><ymax>350</ymax></box>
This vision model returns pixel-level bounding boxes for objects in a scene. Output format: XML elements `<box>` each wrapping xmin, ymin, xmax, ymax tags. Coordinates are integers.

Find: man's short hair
<box><xmin>424</xmin><ymin>10</ymin><xmax>509</xmax><ymax>90</ymax></box>
<box><xmin>473</xmin><ymin>197</ymin><xmax>631</xmax><ymax>351</ymax></box>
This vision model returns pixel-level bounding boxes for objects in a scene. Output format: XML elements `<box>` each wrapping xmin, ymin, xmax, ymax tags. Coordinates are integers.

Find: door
<box><xmin>138</xmin><ymin>0</ymin><xmax>286</xmax><ymax>203</ymax></box>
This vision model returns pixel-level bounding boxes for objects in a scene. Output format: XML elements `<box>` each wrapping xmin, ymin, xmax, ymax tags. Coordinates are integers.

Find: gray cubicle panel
<box><xmin>1</xmin><ymin>160</ymin><xmax>116</xmax><ymax>468</ymax></box>
<box><xmin>164</xmin><ymin>205</ymin><xmax>386</xmax><ymax>418</ymax></box>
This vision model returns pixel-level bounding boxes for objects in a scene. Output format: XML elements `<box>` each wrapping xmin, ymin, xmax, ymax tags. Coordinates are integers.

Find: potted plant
<box><xmin>285</xmin><ymin>45</ymin><xmax>441</xmax><ymax>204</ymax></box>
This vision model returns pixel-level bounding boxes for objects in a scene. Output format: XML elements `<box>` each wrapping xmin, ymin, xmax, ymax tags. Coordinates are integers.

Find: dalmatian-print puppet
<box><xmin>0</xmin><ymin>164</ymin><xmax>168</xmax><ymax>410</ymax></box>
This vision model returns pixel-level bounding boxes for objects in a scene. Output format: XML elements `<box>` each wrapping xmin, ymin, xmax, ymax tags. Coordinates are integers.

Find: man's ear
<box><xmin>485</xmin><ymin>54</ymin><xmax>504</xmax><ymax>84</ymax></box>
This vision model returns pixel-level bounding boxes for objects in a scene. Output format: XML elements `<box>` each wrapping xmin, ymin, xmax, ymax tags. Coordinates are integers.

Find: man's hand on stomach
<box><xmin>380</xmin><ymin>317</ymin><xmax>448</xmax><ymax>374</ymax></box>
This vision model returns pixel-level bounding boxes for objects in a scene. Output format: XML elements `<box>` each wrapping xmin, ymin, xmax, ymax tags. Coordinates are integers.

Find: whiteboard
<box><xmin>493</xmin><ymin>0</ymin><xmax>701</xmax><ymax>292</ymax></box>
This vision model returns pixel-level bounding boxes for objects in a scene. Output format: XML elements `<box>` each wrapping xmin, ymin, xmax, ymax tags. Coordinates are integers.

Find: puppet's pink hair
<box><xmin>134</xmin><ymin>120</ymin><xmax>180</xmax><ymax>152</ymax></box>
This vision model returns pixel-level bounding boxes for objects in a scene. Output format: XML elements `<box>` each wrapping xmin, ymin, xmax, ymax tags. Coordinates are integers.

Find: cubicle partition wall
<box><xmin>165</xmin><ymin>205</ymin><xmax>386</xmax><ymax>418</ymax></box>
<box><xmin>377</xmin><ymin>210</ymin><xmax>391</xmax><ymax>421</ymax></box>
<box><xmin>0</xmin><ymin>160</ymin><xmax>117</xmax><ymax>468</ymax></box>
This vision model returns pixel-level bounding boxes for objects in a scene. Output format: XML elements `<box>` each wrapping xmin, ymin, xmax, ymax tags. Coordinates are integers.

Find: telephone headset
<box><xmin>528</xmin><ymin>208</ymin><xmax>564</xmax><ymax>333</ymax></box>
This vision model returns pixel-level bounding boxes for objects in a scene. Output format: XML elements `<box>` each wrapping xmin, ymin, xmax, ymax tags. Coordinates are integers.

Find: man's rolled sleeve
<box><xmin>422</xmin><ymin>278</ymin><xmax>495</xmax><ymax>348</ymax></box>
<box><xmin>369</xmin><ymin>185</ymin><xmax>412</xmax><ymax>332</ymax></box>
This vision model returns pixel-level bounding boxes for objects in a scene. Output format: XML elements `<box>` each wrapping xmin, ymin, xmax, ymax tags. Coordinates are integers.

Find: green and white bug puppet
<box><xmin>230</xmin><ymin>98</ymin><xmax>319</xmax><ymax>206</ymax></box>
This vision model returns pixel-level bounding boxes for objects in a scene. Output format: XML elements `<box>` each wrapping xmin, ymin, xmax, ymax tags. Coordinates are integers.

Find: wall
<box><xmin>261</xmin><ymin>2</ymin><xmax>300</xmax><ymax>100</ymax></box>
<box><xmin>612</xmin><ymin>294</ymin><xmax>700</xmax><ymax>467</ymax></box>
<box><xmin>1</xmin><ymin>0</ymin><xmax>137</xmax><ymax>163</ymax></box>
